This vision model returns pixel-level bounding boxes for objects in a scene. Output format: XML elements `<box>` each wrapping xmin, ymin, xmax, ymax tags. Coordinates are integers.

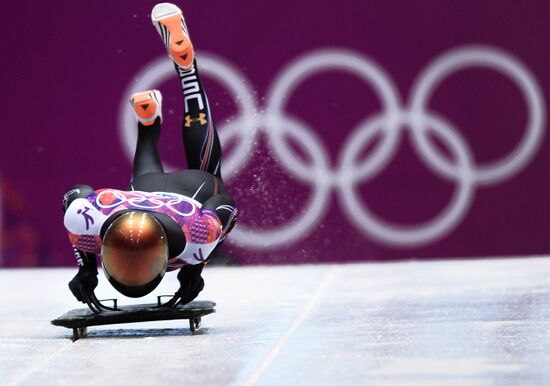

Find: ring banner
<box><xmin>1</xmin><ymin>2</ymin><xmax>549</xmax><ymax>265</ymax></box>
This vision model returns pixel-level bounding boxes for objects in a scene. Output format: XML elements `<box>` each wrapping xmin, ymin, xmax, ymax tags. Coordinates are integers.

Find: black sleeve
<box><xmin>62</xmin><ymin>184</ymin><xmax>95</xmax><ymax>213</ymax></box>
<box><xmin>72</xmin><ymin>246</ymin><xmax>98</xmax><ymax>273</ymax></box>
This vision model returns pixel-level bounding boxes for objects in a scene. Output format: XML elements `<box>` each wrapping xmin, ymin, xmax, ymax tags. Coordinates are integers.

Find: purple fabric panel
<box><xmin>1</xmin><ymin>1</ymin><xmax>549</xmax><ymax>266</ymax></box>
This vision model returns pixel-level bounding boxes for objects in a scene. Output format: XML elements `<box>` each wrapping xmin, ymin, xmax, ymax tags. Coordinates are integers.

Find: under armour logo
<box><xmin>184</xmin><ymin>113</ymin><xmax>207</xmax><ymax>127</ymax></box>
<box><xmin>77</xmin><ymin>207</ymin><xmax>94</xmax><ymax>230</ymax></box>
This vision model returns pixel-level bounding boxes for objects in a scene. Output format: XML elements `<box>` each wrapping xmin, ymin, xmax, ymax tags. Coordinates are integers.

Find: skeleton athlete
<box><xmin>62</xmin><ymin>3</ymin><xmax>238</xmax><ymax>303</ymax></box>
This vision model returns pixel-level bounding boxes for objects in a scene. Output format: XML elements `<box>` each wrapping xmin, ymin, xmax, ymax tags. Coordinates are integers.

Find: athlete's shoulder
<box><xmin>63</xmin><ymin>186</ymin><xmax>119</xmax><ymax>236</ymax></box>
<box><xmin>62</xmin><ymin>184</ymin><xmax>95</xmax><ymax>212</ymax></box>
<box><xmin>64</xmin><ymin>198</ymin><xmax>110</xmax><ymax>236</ymax></box>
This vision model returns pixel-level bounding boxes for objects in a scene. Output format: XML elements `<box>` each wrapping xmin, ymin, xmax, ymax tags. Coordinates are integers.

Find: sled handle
<box><xmin>80</xmin><ymin>286</ymin><xmax>119</xmax><ymax>313</ymax></box>
<box><xmin>157</xmin><ymin>294</ymin><xmax>181</xmax><ymax>308</ymax></box>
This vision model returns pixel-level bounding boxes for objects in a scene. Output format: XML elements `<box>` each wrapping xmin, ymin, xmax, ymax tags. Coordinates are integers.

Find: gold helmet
<box><xmin>101</xmin><ymin>211</ymin><xmax>168</xmax><ymax>298</ymax></box>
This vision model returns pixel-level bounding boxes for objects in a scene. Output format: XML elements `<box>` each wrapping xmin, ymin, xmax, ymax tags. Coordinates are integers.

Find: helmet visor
<box><xmin>101</xmin><ymin>211</ymin><xmax>168</xmax><ymax>297</ymax></box>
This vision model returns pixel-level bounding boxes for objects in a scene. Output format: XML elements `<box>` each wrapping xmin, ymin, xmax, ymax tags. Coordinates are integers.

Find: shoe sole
<box><xmin>152</xmin><ymin>3</ymin><xmax>194</xmax><ymax>70</ymax></box>
<box><xmin>130</xmin><ymin>90</ymin><xmax>162</xmax><ymax>126</ymax></box>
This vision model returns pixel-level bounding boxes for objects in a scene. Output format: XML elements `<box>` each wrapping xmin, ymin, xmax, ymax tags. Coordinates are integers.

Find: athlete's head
<box><xmin>101</xmin><ymin>211</ymin><xmax>168</xmax><ymax>298</ymax></box>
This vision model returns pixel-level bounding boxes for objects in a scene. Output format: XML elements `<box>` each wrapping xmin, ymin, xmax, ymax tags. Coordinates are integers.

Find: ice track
<box><xmin>1</xmin><ymin>257</ymin><xmax>549</xmax><ymax>386</ymax></box>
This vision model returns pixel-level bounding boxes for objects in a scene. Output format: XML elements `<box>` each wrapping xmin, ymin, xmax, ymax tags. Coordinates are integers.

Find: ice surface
<box><xmin>1</xmin><ymin>257</ymin><xmax>549</xmax><ymax>386</ymax></box>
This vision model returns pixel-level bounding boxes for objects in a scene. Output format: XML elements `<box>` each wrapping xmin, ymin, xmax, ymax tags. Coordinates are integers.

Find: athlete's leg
<box><xmin>152</xmin><ymin>4</ymin><xmax>223</xmax><ymax>178</ymax></box>
<box><xmin>130</xmin><ymin>90</ymin><xmax>165</xmax><ymax>181</ymax></box>
<box><xmin>178</xmin><ymin>61</ymin><xmax>223</xmax><ymax>177</ymax></box>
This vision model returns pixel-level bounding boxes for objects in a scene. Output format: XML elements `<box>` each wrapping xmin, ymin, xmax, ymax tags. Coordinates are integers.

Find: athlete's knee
<box><xmin>62</xmin><ymin>184</ymin><xmax>94</xmax><ymax>213</ymax></box>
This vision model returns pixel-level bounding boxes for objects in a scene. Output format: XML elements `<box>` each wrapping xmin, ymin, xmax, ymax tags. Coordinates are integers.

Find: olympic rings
<box><xmin>96</xmin><ymin>190</ymin><xmax>197</xmax><ymax>217</ymax></box>
<box><xmin>119</xmin><ymin>45</ymin><xmax>546</xmax><ymax>249</ymax></box>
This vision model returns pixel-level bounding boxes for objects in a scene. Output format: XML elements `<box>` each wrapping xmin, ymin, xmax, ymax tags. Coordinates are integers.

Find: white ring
<box><xmin>337</xmin><ymin>112</ymin><xmax>475</xmax><ymax>246</ymax></box>
<box><xmin>230</xmin><ymin>180</ymin><xmax>332</xmax><ymax>249</ymax></box>
<box><xmin>266</xmin><ymin>48</ymin><xmax>402</xmax><ymax>118</ymax></box>
<box><xmin>264</xmin><ymin>115</ymin><xmax>332</xmax><ymax>184</ymax></box>
<box><xmin>229</xmin><ymin>116</ymin><xmax>333</xmax><ymax>249</ymax></box>
<box><xmin>410</xmin><ymin>45</ymin><xmax>546</xmax><ymax>185</ymax></box>
<box><xmin>337</xmin><ymin>112</ymin><xmax>402</xmax><ymax>184</ymax></box>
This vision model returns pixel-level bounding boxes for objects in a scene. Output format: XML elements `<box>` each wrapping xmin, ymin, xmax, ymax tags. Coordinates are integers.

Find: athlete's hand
<box><xmin>68</xmin><ymin>269</ymin><xmax>98</xmax><ymax>303</ymax></box>
<box><xmin>176</xmin><ymin>264</ymin><xmax>205</xmax><ymax>304</ymax></box>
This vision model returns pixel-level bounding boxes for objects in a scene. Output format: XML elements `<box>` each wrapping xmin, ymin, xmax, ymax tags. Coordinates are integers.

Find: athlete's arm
<box><xmin>175</xmin><ymin>263</ymin><xmax>205</xmax><ymax>304</ymax></box>
<box><xmin>62</xmin><ymin>184</ymin><xmax>100</xmax><ymax>302</ymax></box>
<box><xmin>63</xmin><ymin>184</ymin><xmax>105</xmax><ymax>254</ymax></box>
<box><xmin>170</xmin><ymin>194</ymin><xmax>237</xmax><ymax>303</ymax></box>
<box><xmin>67</xmin><ymin>247</ymin><xmax>99</xmax><ymax>303</ymax></box>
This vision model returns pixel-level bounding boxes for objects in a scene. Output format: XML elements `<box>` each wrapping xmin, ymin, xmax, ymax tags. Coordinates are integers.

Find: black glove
<box><xmin>176</xmin><ymin>264</ymin><xmax>205</xmax><ymax>304</ymax></box>
<box><xmin>68</xmin><ymin>268</ymin><xmax>98</xmax><ymax>303</ymax></box>
<box><xmin>68</xmin><ymin>247</ymin><xmax>98</xmax><ymax>303</ymax></box>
